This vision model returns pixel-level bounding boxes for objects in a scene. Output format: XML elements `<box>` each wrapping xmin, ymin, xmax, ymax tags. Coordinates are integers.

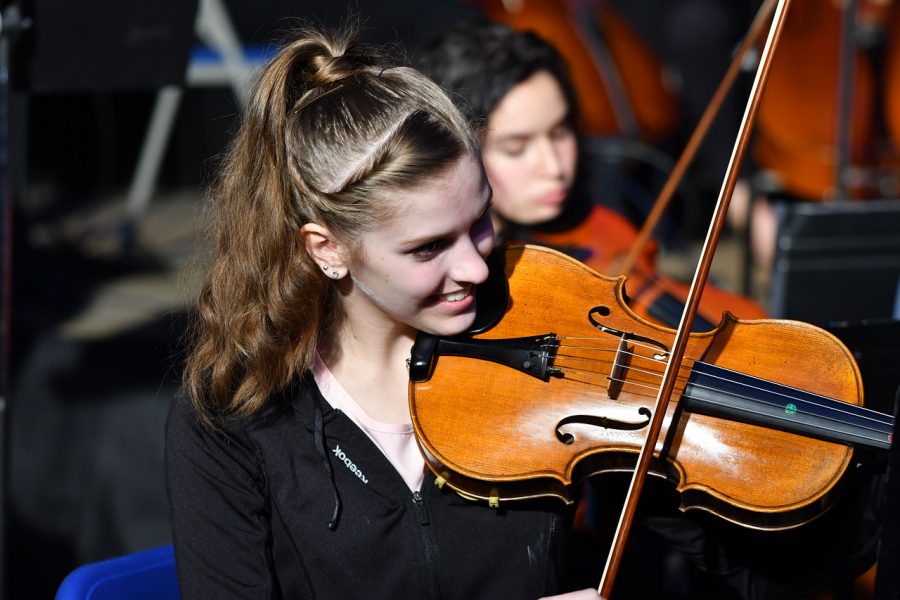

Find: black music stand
<box><xmin>767</xmin><ymin>199</ymin><xmax>900</xmax><ymax>326</ymax></box>
<box><xmin>875</xmin><ymin>388</ymin><xmax>900</xmax><ymax>599</ymax></box>
<box><xmin>22</xmin><ymin>0</ymin><xmax>196</xmax><ymax>93</ymax></box>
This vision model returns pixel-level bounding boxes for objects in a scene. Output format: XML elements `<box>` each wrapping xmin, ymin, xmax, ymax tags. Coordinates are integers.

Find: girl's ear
<box><xmin>300</xmin><ymin>223</ymin><xmax>350</xmax><ymax>279</ymax></box>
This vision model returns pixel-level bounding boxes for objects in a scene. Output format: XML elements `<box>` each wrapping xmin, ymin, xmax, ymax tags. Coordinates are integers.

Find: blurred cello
<box><xmin>477</xmin><ymin>0</ymin><xmax>679</xmax><ymax>141</ymax></box>
<box><xmin>882</xmin><ymin>1</ymin><xmax>900</xmax><ymax>176</ymax></box>
<box><xmin>754</xmin><ymin>0</ymin><xmax>900</xmax><ymax>200</ymax></box>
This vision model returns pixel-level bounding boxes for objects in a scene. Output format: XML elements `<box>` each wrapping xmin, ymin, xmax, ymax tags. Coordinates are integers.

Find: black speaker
<box><xmin>21</xmin><ymin>0</ymin><xmax>198</xmax><ymax>92</ymax></box>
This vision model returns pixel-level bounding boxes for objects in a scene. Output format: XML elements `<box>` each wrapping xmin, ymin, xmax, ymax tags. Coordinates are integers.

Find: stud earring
<box><xmin>321</xmin><ymin>263</ymin><xmax>341</xmax><ymax>279</ymax></box>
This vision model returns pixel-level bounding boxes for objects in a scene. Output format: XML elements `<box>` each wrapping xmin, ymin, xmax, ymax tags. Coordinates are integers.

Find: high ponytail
<box><xmin>184</xmin><ymin>25</ymin><xmax>478</xmax><ymax>421</ymax></box>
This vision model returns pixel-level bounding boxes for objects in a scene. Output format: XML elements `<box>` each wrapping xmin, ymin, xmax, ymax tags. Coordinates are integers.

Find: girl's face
<box><xmin>343</xmin><ymin>155</ymin><xmax>495</xmax><ymax>337</ymax></box>
<box><xmin>482</xmin><ymin>70</ymin><xmax>578</xmax><ymax>228</ymax></box>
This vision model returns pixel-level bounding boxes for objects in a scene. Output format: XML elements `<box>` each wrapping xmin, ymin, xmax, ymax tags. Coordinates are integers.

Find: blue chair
<box><xmin>55</xmin><ymin>545</ymin><xmax>180</xmax><ymax>600</ymax></box>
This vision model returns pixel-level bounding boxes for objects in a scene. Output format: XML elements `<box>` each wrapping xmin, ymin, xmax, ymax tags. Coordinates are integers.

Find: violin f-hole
<box><xmin>555</xmin><ymin>407</ymin><xmax>653</xmax><ymax>445</ymax></box>
<box><xmin>587</xmin><ymin>305</ymin><xmax>670</xmax><ymax>360</ymax></box>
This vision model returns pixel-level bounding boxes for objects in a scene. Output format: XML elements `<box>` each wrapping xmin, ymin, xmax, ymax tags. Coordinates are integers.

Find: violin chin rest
<box><xmin>467</xmin><ymin>247</ymin><xmax>509</xmax><ymax>334</ymax></box>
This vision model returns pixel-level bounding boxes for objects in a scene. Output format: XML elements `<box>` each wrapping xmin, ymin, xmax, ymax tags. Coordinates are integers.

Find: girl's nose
<box><xmin>450</xmin><ymin>235</ymin><xmax>491</xmax><ymax>285</ymax></box>
<box><xmin>537</xmin><ymin>137</ymin><xmax>565</xmax><ymax>179</ymax></box>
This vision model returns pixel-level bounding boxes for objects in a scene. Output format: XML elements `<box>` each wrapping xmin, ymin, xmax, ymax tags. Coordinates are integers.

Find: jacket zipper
<box><xmin>413</xmin><ymin>490</ymin><xmax>441</xmax><ymax>599</ymax></box>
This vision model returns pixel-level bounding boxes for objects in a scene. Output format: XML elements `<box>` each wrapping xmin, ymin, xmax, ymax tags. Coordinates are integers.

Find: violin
<box><xmin>409</xmin><ymin>244</ymin><xmax>892</xmax><ymax>529</ymax></box>
<box><xmin>416</xmin><ymin>1</ymin><xmax>889</xmax><ymax>594</ymax></box>
<box><xmin>528</xmin><ymin>205</ymin><xmax>768</xmax><ymax>331</ymax></box>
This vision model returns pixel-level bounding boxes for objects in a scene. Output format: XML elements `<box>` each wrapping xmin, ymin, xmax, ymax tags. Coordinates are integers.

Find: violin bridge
<box><xmin>607</xmin><ymin>335</ymin><xmax>629</xmax><ymax>400</ymax></box>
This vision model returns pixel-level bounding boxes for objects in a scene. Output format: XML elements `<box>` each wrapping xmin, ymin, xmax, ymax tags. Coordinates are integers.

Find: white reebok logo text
<box><xmin>332</xmin><ymin>444</ymin><xmax>368</xmax><ymax>484</ymax></box>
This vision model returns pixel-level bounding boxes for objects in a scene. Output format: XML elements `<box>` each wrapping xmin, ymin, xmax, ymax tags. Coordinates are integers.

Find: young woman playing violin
<box><xmin>419</xmin><ymin>21</ymin><xmax>885</xmax><ymax>600</ymax></box>
<box><xmin>165</xmin><ymin>24</ymin><xmax>602</xmax><ymax>600</ymax></box>
<box><xmin>419</xmin><ymin>21</ymin><xmax>766</xmax><ymax>332</ymax></box>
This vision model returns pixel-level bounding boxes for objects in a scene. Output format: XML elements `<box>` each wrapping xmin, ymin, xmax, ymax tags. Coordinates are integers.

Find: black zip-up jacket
<box><xmin>166</xmin><ymin>376</ymin><xmax>571</xmax><ymax>599</ymax></box>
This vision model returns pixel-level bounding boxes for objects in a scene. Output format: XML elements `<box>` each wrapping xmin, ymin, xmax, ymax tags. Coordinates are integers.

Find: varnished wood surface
<box><xmin>410</xmin><ymin>245</ymin><xmax>864</xmax><ymax>530</ymax></box>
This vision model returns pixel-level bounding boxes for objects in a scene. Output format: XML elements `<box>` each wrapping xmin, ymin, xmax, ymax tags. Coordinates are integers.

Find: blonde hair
<box><xmin>184</xmin><ymin>26</ymin><xmax>479</xmax><ymax>420</ymax></box>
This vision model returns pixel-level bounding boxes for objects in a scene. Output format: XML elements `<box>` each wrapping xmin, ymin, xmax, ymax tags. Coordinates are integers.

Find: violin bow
<box><xmin>615</xmin><ymin>0</ymin><xmax>777</xmax><ymax>279</ymax></box>
<box><xmin>597</xmin><ymin>1</ymin><xmax>793</xmax><ymax>597</ymax></box>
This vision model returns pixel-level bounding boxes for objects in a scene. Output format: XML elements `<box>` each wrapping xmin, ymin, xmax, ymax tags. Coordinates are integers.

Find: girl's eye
<box><xmin>498</xmin><ymin>141</ymin><xmax>526</xmax><ymax>157</ymax></box>
<box><xmin>412</xmin><ymin>239</ymin><xmax>445</xmax><ymax>260</ymax></box>
<box><xmin>410</xmin><ymin>201</ymin><xmax>492</xmax><ymax>260</ymax></box>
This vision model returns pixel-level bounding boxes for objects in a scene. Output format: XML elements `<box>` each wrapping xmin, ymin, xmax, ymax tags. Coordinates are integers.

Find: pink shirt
<box><xmin>312</xmin><ymin>354</ymin><xmax>426</xmax><ymax>492</ymax></box>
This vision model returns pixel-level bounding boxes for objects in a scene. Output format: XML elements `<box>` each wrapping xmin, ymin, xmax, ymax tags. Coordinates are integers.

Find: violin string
<box><xmin>540</xmin><ymin>335</ymin><xmax>891</xmax><ymax>430</ymax></box>
<box><xmin>547</xmin><ymin>347</ymin><xmax>891</xmax><ymax>440</ymax></box>
<box><xmin>640</xmin><ymin>377</ymin><xmax>887</xmax><ymax>443</ymax></box>
<box><xmin>547</xmin><ymin>359</ymin><xmax>888</xmax><ymax>443</ymax></box>
<box><xmin>552</xmin><ymin>336</ymin><xmax>676</xmax><ymax>357</ymax></box>
<box><xmin>554</xmin><ymin>345</ymin><xmax>692</xmax><ymax>374</ymax></box>
<box><xmin>552</xmin><ymin>353</ymin><xmax>692</xmax><ymax>392</ymax></box>
<box><xmin>553</xmin><ymin>347</ymin><xmax>890</xmax><ymax>425</ymax></box>
<box><xmin>552</xmin><ymin>338</ymin><xmax>699</xmax><ymax>377</ymax></box>
<box><xmin>691</xmin><ymin>364</ymin><xmax>893</xmax><ymax>426</ymax></box>
<box><xmin>639</xmin><ymin>376</ymin><xmax>889</xmax><ymax>442</ymax></box>
<box><xmin>554</xmin><ymin>352</ymin><xmax>689</xmax><ymax>378</ymax></box>
<box><xmin>550</xmin><ymin>340</ymin><xmax>890</xmax><ymax>422</ymax></box>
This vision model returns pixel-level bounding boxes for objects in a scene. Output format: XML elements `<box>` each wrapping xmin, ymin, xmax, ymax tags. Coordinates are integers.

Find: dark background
<box><xmin>9</xmin><ymin>1</ymin><xmax>878</xmax><ymax>598</ymax></box>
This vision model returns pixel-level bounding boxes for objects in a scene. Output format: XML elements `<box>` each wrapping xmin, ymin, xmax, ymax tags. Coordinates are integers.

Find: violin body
<box><xmin>530</xmin><ymin>206</ymin><xmax>768</xmax><ymax>330</ymax></box>
<box><xmin>409</xmin><ymin>245</ymin><xmax>881</xmax><ymax>530</ymax></box>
